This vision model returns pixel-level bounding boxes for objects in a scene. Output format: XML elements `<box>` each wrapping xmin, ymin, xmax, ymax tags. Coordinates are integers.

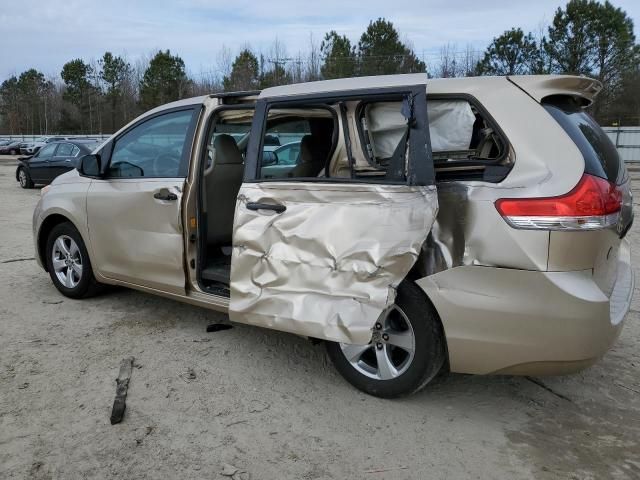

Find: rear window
<box><xmin>543</xmin><ymin>97</ymin><xmax>621</xmax><ymax>183</ymax></box>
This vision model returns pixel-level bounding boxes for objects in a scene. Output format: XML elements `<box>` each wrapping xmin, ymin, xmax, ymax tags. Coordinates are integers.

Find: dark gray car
<box><xmin>16</xmin><ymin>140</ymin><xmax>99</xmax><ymax>188</ymax></box>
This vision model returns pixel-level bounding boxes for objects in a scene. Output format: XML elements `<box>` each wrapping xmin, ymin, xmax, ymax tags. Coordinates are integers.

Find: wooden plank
<box><xmin>110</xmin><ymin>356</ymin><xmax>134</xmax><ymax>425</ymax></box>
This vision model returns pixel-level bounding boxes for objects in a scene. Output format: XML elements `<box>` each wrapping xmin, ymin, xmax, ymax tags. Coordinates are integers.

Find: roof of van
<box><xmin>258</xmin><ymin>73</ymin><xmax>601</xmax><ymax>105</ymax></box>
<box><xmin>142</xmin><ymin>74</ymin><xmax>601</xmax><ymax>118</ymax></box>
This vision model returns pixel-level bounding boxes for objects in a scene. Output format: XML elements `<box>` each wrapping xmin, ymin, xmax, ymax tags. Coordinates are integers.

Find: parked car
<box><xmin>32</xmin><ymin>74</ymin><xmax>634</xmax><ymax>398</ymax></box>
<box><xmin>19</xmin><ymin>142</ymin><xmax>33</xmax><ymax>155</ymax></box>
<box><xmin>0</xmin><ymin>140</ymin><xmax>23</xmax><ymax>155</ymax></box>
<box><xmin>22</xmin><ymin>136</ymin><xmax>72</xmax><ymax>155</ymax></box>
<box><xmin>261</xmin><ymin>141</ymin><xmax>302</xmax><ymax>178</ymax></box>
<box><xmin>16</xmin><ymin>140</ymin><xmax>99</xmax><ymax>188</ymax></box>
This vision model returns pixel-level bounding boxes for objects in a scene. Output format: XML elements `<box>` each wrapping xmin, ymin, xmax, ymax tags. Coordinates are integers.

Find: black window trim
<box><xmin>99</xmin><ymin>104</ymin><xmax>202</xmax><ymax>179</ymax></box>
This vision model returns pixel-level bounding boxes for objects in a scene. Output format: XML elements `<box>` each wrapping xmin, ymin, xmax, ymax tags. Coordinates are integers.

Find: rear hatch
<box><xmin>542</xmin><ymin>95</ymin><xmax>632</xmax><ymax>296</ymax></box>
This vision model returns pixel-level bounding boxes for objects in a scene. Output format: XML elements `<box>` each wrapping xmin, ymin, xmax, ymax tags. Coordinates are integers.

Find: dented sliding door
<box><xmin>229</xmin><ymin>84</ymin><xmax>437</xmax><ymax>345</ymax></box>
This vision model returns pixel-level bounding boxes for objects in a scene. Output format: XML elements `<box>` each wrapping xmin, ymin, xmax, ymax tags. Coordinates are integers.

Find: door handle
<box><xmin>153</xmin><ymin>189</ymin><xmax>178</xmax><ymax>201</ymax></box>
<box><xmin>246</xmin><ymin>202</ymin><xmax>286</xmax><ymax>213</ymax></box>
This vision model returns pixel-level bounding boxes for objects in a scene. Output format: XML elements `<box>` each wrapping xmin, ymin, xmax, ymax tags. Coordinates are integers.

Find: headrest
<box><xmin>298</xmin><ymin>135</ymin><xmax>314</xmax><ymax>164</ymax></box>
<box><xmin>213</xmin><ymin>134</ymin><xmax>243</xmax><ymax>165</ymax></box>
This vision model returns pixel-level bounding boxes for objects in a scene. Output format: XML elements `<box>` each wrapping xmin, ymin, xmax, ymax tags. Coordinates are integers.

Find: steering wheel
<box><xmin>151</xmin><ymin>151</ymin><xmax>181</xmax><ymax>176</ymax></box>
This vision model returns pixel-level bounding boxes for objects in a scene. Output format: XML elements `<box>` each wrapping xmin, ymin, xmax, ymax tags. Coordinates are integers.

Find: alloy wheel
<box><xmin>339</xmin><ymin>305</ymin><xmax>416</xmax><ymax>380</ymax></box>
<box><xmin>19</xmin><ymin>170</ymin><xmax>27</xmax><ymax>187</ymax></box>
<box><xmin>51</xmin><ymin>235</ymin><xmax>83</xmax><ymax>288</ymax></box>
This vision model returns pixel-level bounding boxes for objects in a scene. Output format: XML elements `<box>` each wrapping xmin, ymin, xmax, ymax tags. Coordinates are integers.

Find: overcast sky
<box><xmin>1</xmin><ymin>0</ymin><xmax>639</xmax><ymax>81</ymax></box>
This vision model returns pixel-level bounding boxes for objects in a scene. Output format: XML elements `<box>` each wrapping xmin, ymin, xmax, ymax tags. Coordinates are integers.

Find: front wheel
<box><xmin>45</xmin><ymin>222</ymin><xmax>102</xmax><ymax>299</ymax></box>
<box><xmin>18</xmin><ymin>168</ymin><xmax>33</xmax><ymax>188</ymax></box>
<box><xmin>326</xmin><ymin>281</ymin><xmax>446</xmax><ymax>398</ymax></box>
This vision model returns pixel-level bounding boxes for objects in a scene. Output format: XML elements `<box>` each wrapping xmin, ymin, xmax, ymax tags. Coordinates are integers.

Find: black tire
<box><xmin>18</xmin><ymin>168</ymin><xmax>34</xmax><ymax>189</ymax></box>
<box><xmin>45</xmin><ymin>222</ymin><xmax>102</xmax><ymax>299</ymax></box>
<box><xmin>10</xmin><ymin>149</ymin><xmax>17</xmax><ymax>155</ymax></box>
<box><xmin>326</xmin><ymin>281</ymin><xmax>446</xmax><ymax>398</ymax></box>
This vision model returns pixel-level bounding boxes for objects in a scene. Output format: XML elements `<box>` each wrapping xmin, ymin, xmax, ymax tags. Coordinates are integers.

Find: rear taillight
<box><xmin>495</xmin><ymin>174</ymin><xmax>622</xmax><ymax>230</ymax></box>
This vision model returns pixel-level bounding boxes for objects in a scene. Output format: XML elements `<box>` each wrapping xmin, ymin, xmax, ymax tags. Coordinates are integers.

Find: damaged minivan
<box><xmin>33</xmin><ymin>74</ymin><xmax>634</xmax><ymax>397</ymax></box>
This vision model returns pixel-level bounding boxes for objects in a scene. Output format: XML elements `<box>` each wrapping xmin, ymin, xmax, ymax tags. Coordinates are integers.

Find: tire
<box><xmin>10</xmin><ymin>149</ymin><xmax>17</xmax><ymax>155</ymax></box>
<box><xmin>45</xmin><ymin>222</ymin><xmax>102</xmax><ymax>299</ymax></box>
<box><xmin>326</xmin><ymin>281</ymin><xmax>446</xmax><ymax>398</ymax></box>
<box><xmin>18</xmin><ymin>168</ymin><xmax>33</xmax><ymax>189</ymax></box>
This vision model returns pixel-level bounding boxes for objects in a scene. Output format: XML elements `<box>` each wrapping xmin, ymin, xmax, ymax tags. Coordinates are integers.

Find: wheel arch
<box><xmin>404</xmin><ymin>277</ymin><xmax>451</xmax><ymax>373</ymax></box>
<box><xmin>37</xmin><ymin>214</ymin><xmax>84</xmax><ymax>272</ymax></box>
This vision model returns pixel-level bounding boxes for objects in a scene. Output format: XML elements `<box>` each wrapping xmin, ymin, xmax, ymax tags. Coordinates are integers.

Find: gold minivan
<box><xmin>33</xmin><ymin>74</ymin><xmax>634</xmax><ymax>397</ymax></box>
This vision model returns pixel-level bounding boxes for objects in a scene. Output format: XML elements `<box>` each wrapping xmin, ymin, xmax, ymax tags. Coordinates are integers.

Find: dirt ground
<box><xmin>0</xmin><ymin>156</ymin><xmax>639</xmax><ymax>480</ymax></box>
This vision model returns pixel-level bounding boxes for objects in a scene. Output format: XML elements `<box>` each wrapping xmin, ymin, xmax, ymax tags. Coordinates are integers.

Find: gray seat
<box><xmin>288</xmin><ymin>135</ymin><xmax>328</xmax><ymax>178</ymax></box>
<box><xmin>206</xmin><ymin>134</ymin><xmax>244</xmax><ymax>246</ymax></box>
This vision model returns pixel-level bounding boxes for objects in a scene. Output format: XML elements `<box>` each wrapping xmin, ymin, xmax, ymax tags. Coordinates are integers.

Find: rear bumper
<box><xmin>416</xmin><ymin>238</ymin><xmax>633</xmax><ymax>375</ymax></box>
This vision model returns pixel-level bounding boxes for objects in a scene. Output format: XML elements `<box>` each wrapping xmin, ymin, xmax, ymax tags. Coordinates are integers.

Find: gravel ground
<box><xmin>1</xmin><ymin>156</ymin><xmax>639</xmax><ymax>479</ymax></box>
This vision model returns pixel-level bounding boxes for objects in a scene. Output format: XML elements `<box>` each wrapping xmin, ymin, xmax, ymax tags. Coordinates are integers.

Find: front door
<box><xmin>229</xmin><ymin>86</ymin><xmax>438</xmax><ymax>345</ymax></box>
<box><xmin>86</xmin><ymin>107</ymin><xmax>201</xmax><ymax>294</ymax></box>
<box><xmin>49</xmin><ymin>142</ymin><xmax>77</xmax><ymax>180</ymax></box>
<box><xmin>29</xmin><ymin>143</ymin><xmax>58</xmax><ymax>183</ymax></box>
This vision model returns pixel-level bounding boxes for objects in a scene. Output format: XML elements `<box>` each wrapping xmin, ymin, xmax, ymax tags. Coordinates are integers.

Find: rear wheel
<box><xmin>18</xmin><ymin>168</ymin><xmax>33</xmax><ymax>189</ymax></box>
<box><xmin>326</xmin><ymin>281</ymin><xmax>445</xmax><ymax>398</ymax></box>
<box><xmin>45</xmin><ymin>223</ymin><xmax>102</xmax><ymax>298</ymax></box>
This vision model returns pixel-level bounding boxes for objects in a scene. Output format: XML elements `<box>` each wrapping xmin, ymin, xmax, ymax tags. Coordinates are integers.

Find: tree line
<box><xmin>1</xmin><ymin>0</ymin><xmax>638</xmax><ymax>135</ymax></box>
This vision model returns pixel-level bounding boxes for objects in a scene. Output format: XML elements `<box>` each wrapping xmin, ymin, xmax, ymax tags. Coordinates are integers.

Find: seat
<box><xmin>288</xmin><ymin>133</ymin><xmax>332</xmax><ymax>178</ymax></box>
<box><xmin>206</xmin><ymin>134</ymin><xmax>244</xmax><ymax>246</ymax></box>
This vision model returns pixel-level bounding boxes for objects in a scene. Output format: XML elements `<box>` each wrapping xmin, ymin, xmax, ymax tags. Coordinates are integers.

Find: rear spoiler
<box><xmin>507</xmin><ymin>75</ymin><xmax>602</xmax><ymax>107</ymax></box>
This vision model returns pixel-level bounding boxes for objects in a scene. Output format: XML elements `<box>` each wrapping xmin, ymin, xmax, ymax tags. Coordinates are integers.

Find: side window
<box><xmin>108</xmin><ymin>109</ymin><xmax>194</xmax><ymax>178</ymax></box>
<box><xmin>258</xmin><ymin>109</ymin><xmax>334</xmax><ymax>179</ymax></box>
<box><xmin>359</xmin><ymin>98</ymin><xmax>505</xmax><ymax>165</ymax></box>
<box><xmin>359</xmin><ymin>101</ymin><xmax>411</xmax><ymax>168</ymax></box>
<box><xmin>71</xmin><ymin>145</ymin><xmax>81</xmax><ymax>157</ymax></box>
<box><xmin>249</xmin><ymin>91</ymin><xmax>432</xmax><ymax>185</ymax></box>
<box><xmin>37</xmin><ymin>144</ymin><xmax>57</xmax><ymax>158</ymax></box>
<box><xmin>55</xmin><ymin>143</ymin><xmax>74</xmax><ymax>157</ymax></box>
<box><xmin>205</xmin><ymin>109</ymin><xmax>253</xmax><ymax>170</ymax></box>
<box><xmin>427</xmin><ymin>99</ymin><xmax>504</xmax><ymax>162</ymax></box>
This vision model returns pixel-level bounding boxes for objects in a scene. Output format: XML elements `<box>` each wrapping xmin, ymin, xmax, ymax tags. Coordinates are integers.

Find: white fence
<box><xmin>0</xmin><ymin>134</ymin><xmax>111</xmax><ymax>142</ymax></box>
<box><xmin>603</xmin><ymin>126</ymin><xmax>640</xmax><ymax>163</ymax></box>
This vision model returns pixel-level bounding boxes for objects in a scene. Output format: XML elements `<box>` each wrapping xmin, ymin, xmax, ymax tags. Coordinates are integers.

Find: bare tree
<box><xmin>437</xmin><ymin>43</ymin><xmax>458</xmax><ymax>78</ymax></box>
<box><xmin>306</xmin><ymin>33</ymin><xmax>322</xmax><ymax>81</ymax></box>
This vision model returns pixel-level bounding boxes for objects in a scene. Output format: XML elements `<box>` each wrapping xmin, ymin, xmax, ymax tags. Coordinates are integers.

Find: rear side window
<box><xmin>543</xmin><ymin>97</ymin><xmax>621</xmax><ymax>183</ymax></box>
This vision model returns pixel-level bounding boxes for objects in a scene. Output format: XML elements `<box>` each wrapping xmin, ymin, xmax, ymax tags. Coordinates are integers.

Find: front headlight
<box><xmin>41</xmin><ymin>185</ymin><xmax>51</xmax><ymax>196</ymax></box>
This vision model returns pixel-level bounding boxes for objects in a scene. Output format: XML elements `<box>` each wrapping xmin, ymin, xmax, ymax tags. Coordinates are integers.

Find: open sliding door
<box><xmin>229</xmin><ymin>84</ymin><xmax>438</xmax><ymax>345</ymax></box>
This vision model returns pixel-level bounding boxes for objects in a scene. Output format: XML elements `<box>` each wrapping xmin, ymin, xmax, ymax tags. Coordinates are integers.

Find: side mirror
<box><xmin>78</xmin><ymin>154</ymin><xmax>101</xmax><ymax>177</ymax></box>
